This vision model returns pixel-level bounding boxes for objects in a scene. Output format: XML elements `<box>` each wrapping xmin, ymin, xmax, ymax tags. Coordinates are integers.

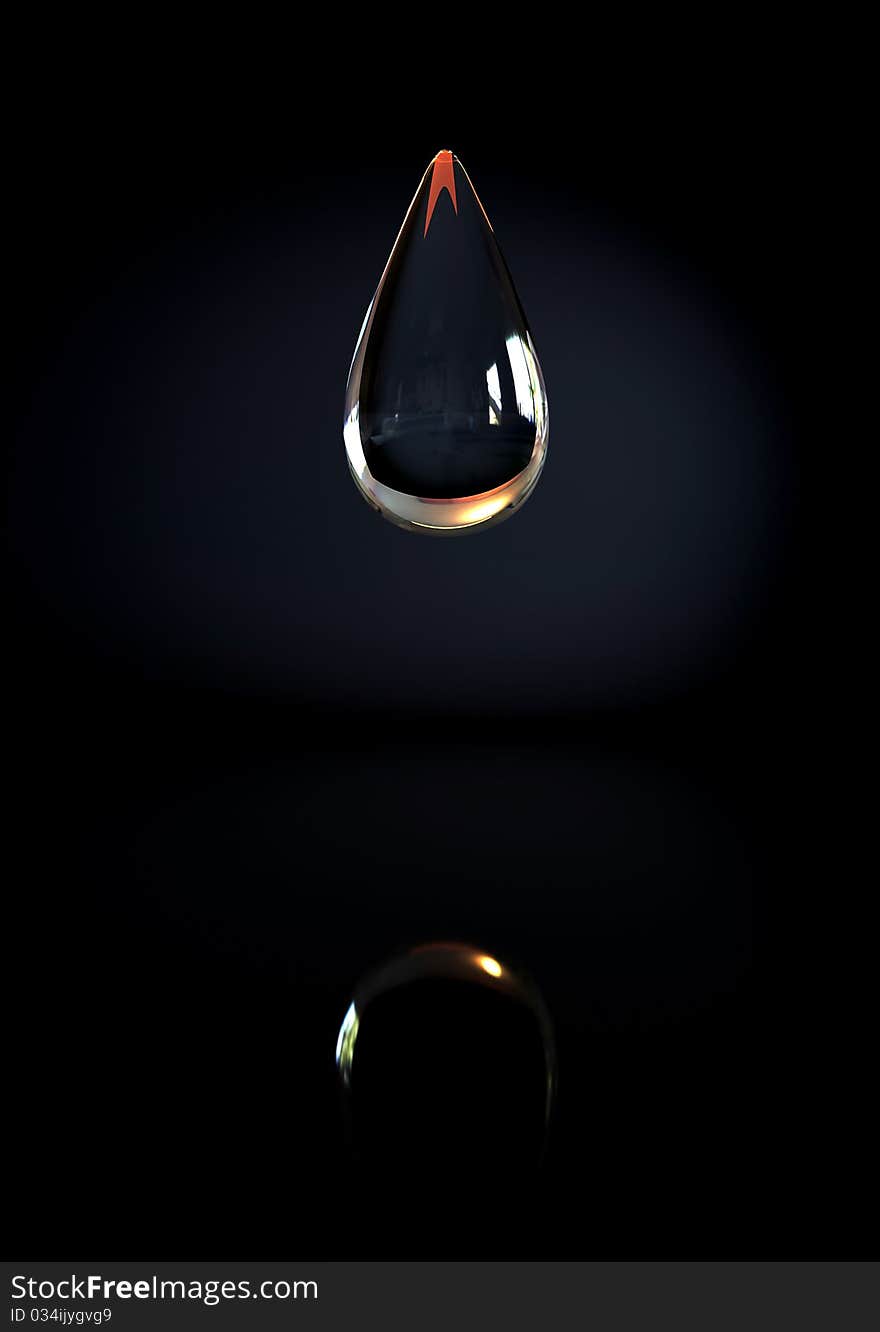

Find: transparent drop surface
<box><xmin>344</xmin><ymin>152</ymin><xmax>549</xmax><ymax>534</ymax></box>
<box><xmin>336</xmin><ymin>943</ymin><xmax>556</xmax><ymax>1175</ymax></box>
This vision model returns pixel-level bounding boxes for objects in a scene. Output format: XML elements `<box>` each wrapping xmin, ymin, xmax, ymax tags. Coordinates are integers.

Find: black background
<box><xmin>6</xmin><ymin>23</ymin><xmax>868</xmax><ymax>1257</ymax></box>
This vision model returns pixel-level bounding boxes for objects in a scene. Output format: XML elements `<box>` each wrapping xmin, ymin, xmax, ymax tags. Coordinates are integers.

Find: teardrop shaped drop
<box><xmin>344</xmin><ymin>151</ymin><xmax>549</xmax><ymax>534</ymax></box>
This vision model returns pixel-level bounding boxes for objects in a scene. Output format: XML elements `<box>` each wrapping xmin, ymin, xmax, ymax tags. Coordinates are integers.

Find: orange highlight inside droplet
<box><xmin>424</xmin><ymin>150</ymin><xmax>458</xmax><ymax>237</ymax></box>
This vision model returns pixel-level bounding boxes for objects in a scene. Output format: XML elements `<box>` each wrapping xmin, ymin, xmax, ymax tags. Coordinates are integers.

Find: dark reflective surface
<box><xmin>338</xmin><ymin>944</ymin><xmax>555</xmax><ymax>1178</ymax></box>
<box><xmin>7</xmin><ymin>79</ymin><xmax>846</xmax><ymax>1260</ymax></box>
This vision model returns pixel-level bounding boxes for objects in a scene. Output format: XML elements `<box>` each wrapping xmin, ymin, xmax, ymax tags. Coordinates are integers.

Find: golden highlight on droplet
<box><xmin>476</xmin><ymin>954</ymin><xmax>503</xmax><ymax>979</ymax></box>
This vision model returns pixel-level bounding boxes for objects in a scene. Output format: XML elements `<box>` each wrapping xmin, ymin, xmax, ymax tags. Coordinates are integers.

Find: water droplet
<box><xmin>336</xmin><ymin>943</ymin><xmax>556</xmax><ymax>1174</ymax></box>
<box><xmin>344</xmin><ymin>151</ymin><xmax>549</xmax><ymax>534</ymax></box>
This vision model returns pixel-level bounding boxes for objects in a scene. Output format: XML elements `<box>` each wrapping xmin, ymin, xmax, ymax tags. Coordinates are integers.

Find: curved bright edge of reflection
<box><xmin>335</xmin><ymin>1001</ymin><xmax>359</xmax><ymax>1087</ymax></box>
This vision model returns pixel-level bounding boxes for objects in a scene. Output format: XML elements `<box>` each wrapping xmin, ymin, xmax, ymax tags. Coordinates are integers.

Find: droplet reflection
<box><xmin>336</xmin><ymin>943</ymin><xmax>556</xmax><ymax>1175</ymax></box>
